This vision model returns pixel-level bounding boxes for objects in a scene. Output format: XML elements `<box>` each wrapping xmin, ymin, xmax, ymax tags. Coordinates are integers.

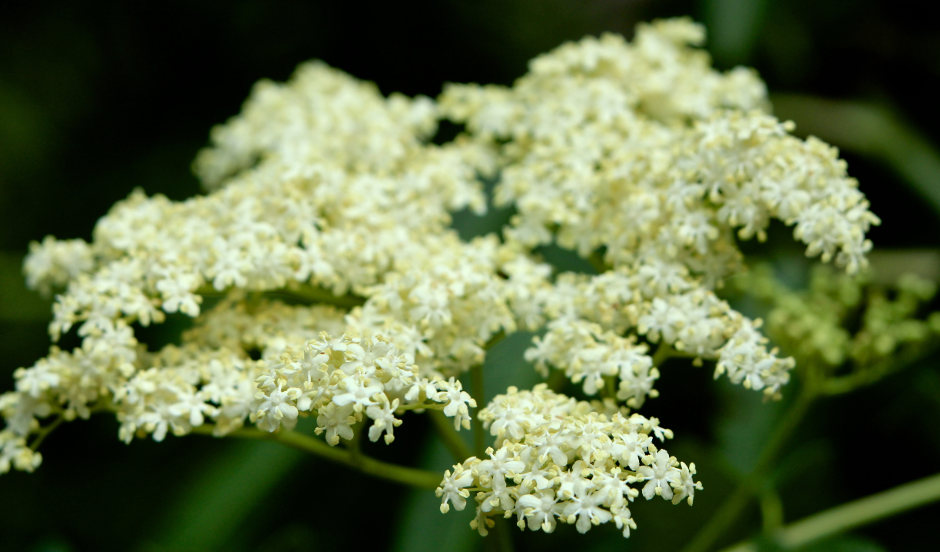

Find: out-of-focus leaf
<box><xmin>867</xmin><ymin>249</ymin><xmax>940</xmax><ymax>285</ymax></box>
<box><xmin>713</xmin><ymin>385</ymin><xmax>786</xmax><ymax>477</ymax></box>
<box><xmin>253</xmin><ymin>523</ymin><xmax>319</xmax><ymax>552</ymax></box>
<box><xmin>481</xmin><ymin>331</ymin><xmax>542</xmax><ymax>404</ymax></box>
<box><xmin>391</xmin><ymin>436</ymin><xmax>478</xmax><ymax>552</ymax></box>
<box><xmin>137</xmin><ymin>437</ymin><xmax>304</xmax><ymax>552</ymax></box>
<box><xmin>702</xmin><ymin>0</ymin><xmax>769</xmax><ymax>66</ymax></box>
<box><xmin>772</xmin><ymin>439</ymin><xmax>832</xmax><ymax>492</ymax></box>
<box><xmin>393</xmin><ymin>331</ymin><xmax>540</xmax><ymax>552</ymax></box>
<box><xmin>913</xmin><ymin>368</ymin><xmax>940</xmax><ymax>410</ymax></box>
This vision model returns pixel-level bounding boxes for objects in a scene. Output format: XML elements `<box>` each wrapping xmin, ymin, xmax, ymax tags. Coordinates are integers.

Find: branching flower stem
<box><xmin>191</xmin><ymin>425</ymin><xmax>441</xmax><ymax>489</ymax></box>
<box><xmin>652</xmin><ymin>342</ymin><xmax>675</xmax><ymax>367</ymax></box>
<box><xmin>470</xmin><ymin>330</ymin><xmax>507</xmax><ymax>456</ymax></box>
<box><xmin>28</xmin><ymin>415</ymin><xmax>63</xmax><ymax>451</ymax></box>
<box><xmin>487</xmin><ymin>517</ymin><xmax>516</xmax><ymax>552</ymax></box>
<box><xmin>268</xmin><ymin>285</ymin><xmax>366</xmax><ymax>309</ymax></box>
<box><xmin>428</xmin><ymin>410</ymin><xmax>474</xmax><ymax>461</ymax></box>
<box><xmin>681</xmin><ymin>386</ymin><xmax>816</xmax><ymax>552</ymax></box>
<box><xmin>471</xmin><ymin>363</ymin><xmax>487</xmax><ymax>455</ymax></box>
<box><xmin>546</xmin><ymin>370</ymin><xmax>568</xmax><ymax>392</ymax></box>
<box><xmin>722</xmin><ymin>472</ymin><xmax>940</xmax><ymax>551</ymax></box>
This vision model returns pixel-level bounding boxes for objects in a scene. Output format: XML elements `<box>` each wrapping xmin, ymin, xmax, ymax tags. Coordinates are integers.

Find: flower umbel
<box><xmin>437</xmin><ymin>385</ymin><xmax>701</xmax><ymax>537</ymax></box>
<box><xmin>1</xmin><ymin>17</ymin><xmax>881</xmax><ymax>543</ymax></box>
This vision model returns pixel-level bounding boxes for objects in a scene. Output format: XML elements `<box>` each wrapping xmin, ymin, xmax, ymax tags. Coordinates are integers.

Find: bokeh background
<box><xmin>1</xmin><ymin>1</ymin><xmax>938</xmax><ymax>551</ymax></box>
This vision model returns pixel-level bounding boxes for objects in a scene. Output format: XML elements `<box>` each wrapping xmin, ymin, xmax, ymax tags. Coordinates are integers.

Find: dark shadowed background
<box><xmin>1</xmin><ymin>1</ymin><xmax>939</xmax><ymax>551</ymax></box>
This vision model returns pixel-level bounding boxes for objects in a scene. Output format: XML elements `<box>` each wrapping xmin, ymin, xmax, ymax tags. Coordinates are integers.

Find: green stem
<box><xmin>722</xmin><ymin>472</ymin><xmax>940</xmax><ymax>551</ymax></box>
<box><xmin>395</xmin><ymin>402</ymin><xmax>444</xmax><ymax>412</ymax></box>
<box><xmin>587</xmin><ymin>250</ymin><xmax>609</xmax><ymax>273</ymax></box>
<box><xmin>681</xmin><ymin>387</ymin><xmax>815</xmax><ymax>552</ymax></box>
<box><xmin>547</xmin><ymin>369</ymin><xmax>568</xmax><ymax>392</ymax></box>
<box><xmin>190</xmin><ymin>425</ymin><xmax>441</xmax><ymax>489</ymax></box>
<box><xmin>652</xmin><ymin>342</ymin><xmax>674</xmax><ymax>367</ymax></box>
<box><xmin>428</xmin><ymin>410</ymin><xmax>474</xmax><ymax>461</ymax></box>
<box><xmin>487</xmin><ymin>516</ymin><xmax>516</xmax><ymax>552</ymax></box>
<box><xmin>28</xmin><ymin>415</ymin><xmax>64</xmax><ymax>451</ymax></box>
<box><xmin>822</xmin><ymin>340</ymin><xmax>938</xmax><ymax>396</ymax></box>
<box><xmin>604</xmin><ymin>375</ymin><xmax>617</xmax><ymax>400</ymax></box>
<box><xmin>347</xmin><ymin>420</ymin><xmax>364</xmax><ymax>467</ymax></box>
<box><xmin>471</xmin><ymin>363</ymin><xmax>486</xmax><ymax>455</ymax></box>
<box><xmin>484</xmin><ymin>331</ymin><xmax>507</xmax><ymax>350</ymax></box>
<box><xmin>759</xmin><ymin>488</ymin><xmax>784</xmax><ymax>533</ymax></box>
<box><xmin>820</xmin><ymin>370</ymin><xmax>881</xmax><ymax>396</ymax></box>
<box><xmin>274</xmin><ymin>285</ymin><xmax>366</xmax><ymax>309</ymax></box>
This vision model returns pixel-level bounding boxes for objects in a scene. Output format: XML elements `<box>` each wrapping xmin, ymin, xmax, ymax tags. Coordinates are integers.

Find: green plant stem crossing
<box><xmin>191</xmin><ymin>425</ymin><xmax>442</xmax><ymax>489</ymax></box>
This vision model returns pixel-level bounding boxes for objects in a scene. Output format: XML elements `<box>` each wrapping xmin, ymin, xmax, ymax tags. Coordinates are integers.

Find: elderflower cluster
<box><xmin>250</xmin><ymin>324</ymin><xmax>477</xmax><ymax>443</ymax></box>
<box><xmin>437</xmin><ymin>385</ymin><xmax>701</xmax><ymax>537</ymax></box>
<box><xmin>2</xmin><ymin>62</ymin><xmax>502</xmax><ymax>467</ymax></box>
<box><xmin>440</xmin><ymin>20</ymin><xmax>877</xmax><ymax>275</ymax></box>
<box><xmin>3</xmin><ymin>17</ymin><xmax>879</xmax><ymax>541</ymax></box>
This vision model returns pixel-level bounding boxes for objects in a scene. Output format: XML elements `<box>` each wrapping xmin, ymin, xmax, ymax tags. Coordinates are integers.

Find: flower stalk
<box><xmin>723</xmin><ymin>472</ymin><xmax>940</xmax><ymax>551</ymax></box>
<box><xmin>191</xmin><ymin>425</ymin><xmax>442</xmax><ymax>489</ymax></box>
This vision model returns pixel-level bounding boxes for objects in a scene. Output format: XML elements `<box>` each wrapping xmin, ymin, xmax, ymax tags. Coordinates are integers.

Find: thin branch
<box><xmin>428</xmin><ymin>410</ymin><xmax>474</xmax><ymax>461</ymax></box>
<box><xmin>28</xmin><ymin>415</ymin><xmax>64</xmax><ymax>451</ymax></box>
<box><xmin>652</xmin><ymin>342</ymin><xmax>676</xmax><ymax>367</ymax></box>
<box><xmin>190</xmin><ymin>425</ymin><xmax>442</xmax><ymax>489</ymax></box>
<box><xmin>471</xmin><ymin>363</ymin><xmax>486</xmax><ymax>455</ymax></box>
<box><xmin>270</xmin><ymin>285</ymin><xmax>366</xmax><ymax>309</ymax></box>
<box><xmin>681</xmin><ymin>387</ymin><xmax>815</xmax><ymax>552</ymax></box>
<box><xmin>722</xmin><ymin>472</ymin><xmax>940</xmax><ymax>551</ymax></box>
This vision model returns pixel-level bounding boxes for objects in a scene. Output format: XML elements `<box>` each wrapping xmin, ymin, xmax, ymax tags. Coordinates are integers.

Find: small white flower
<box><xmin>365</xmin><ymin>397</ymin><xmax>401</xmax><ymax>444</ymax></box>
<box><xmin>439</xmin><ymin>378</ymin><xmax>476</xmax><ymax>430</ymax></box>
<box><xmin>637</xmin><ymin>449</ymin><xmax>680</xmax><ymax>501</ymax></box>
<box><xmin>437</xmin><ymin>466</ymin><xmax>475</xmax><ymax>513</ymax></box>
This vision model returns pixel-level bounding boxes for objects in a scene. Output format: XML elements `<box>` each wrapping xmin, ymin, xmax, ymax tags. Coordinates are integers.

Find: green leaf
<box><xmin>137</xmin><ymin>437</ymin><xmax>304</xmax><ymax>552</ymax></box>
<box><xmin>713</xmin><ymin>385</ymin><xmax>786</xmax><ymax>477</ymax></box>
<box><xmin>393</xmin><ymin>331</ymin><xmax>540</xmax><ymax>552</ymax></box>
<box><xmin>702</xmin><ymin>0</ymin><xmax>770</xmax><ymax>66</ymax></box>
<box><xmin>390</xmin><ymin>436</ymin><xmax>477</xmax><ymax>552</ymax></box>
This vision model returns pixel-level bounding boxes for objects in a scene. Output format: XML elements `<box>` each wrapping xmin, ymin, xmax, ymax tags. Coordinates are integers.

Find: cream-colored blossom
<box><xmin>438</xmin><ymin>385</ymin><xmax>700</xmax><ymax>537</ymax></box>
<box><xmin>3</xmin><ymin>19</ymin><xmax>881</xmax><ymax>546</ymax></box>
<box><xmin>23</xmin><ymin>236</ymin><xmax>94</xmax><ymax>296</ymax></box>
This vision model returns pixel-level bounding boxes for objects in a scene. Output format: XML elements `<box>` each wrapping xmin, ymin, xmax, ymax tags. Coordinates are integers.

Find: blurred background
<box><xmin>1</xmin><ymin>1</ymin><xmax>938</xmax><ymax>551</ymax></box>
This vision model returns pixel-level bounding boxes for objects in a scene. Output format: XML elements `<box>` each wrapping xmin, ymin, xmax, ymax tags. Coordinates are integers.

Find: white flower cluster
<box><xmin>1</xmin><ymin>61</ymin><xmax>505</xmax><ymax>469</ymax></box>
<box><xmin>23</xmin><ymin>236</ymin><xmax>94</xmax><ymax>296</ymax></box>
<box><xmin>251</xmin><ymin>328</ymin><xmax>477</xmax><ymax>443</ymax></box>
<box><xmin>437</xmin><ymin>385</ymin><xmax>701</xmax><ymax>537</ymax></box>
<box><xmin>358</xmin><ymin>234</ymin><xmax>531</xmax><ymax>373</ymax></box>
<box><xmin>193</xmin><ymin>62</ymin><xmax>443</xmax><ymax>190</ymax></box>
<box><xmin>439</xmin><ymin>19</ymin><xmax>878</xmax><ymax>277</ymax></box>
<box><xmin>0</xmin><ymin>429</ymin><xmax>41</xmax><ymax>473</ymax></box>
<box><xmin>2</xmin><ymin>17</ymin><xmax>877</xmax><ymax>540</ymax></box>
<box><xmin>518</xmin><ymin>265</ymin><xmax>794</xmax><ymax>399</ymax></box>
<box><xmin>525</xmin><ymin>317</ymin><xmax>658</xmax><ymax>406</ymax></box>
